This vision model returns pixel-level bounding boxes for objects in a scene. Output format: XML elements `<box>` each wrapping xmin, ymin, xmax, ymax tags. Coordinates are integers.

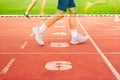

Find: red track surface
<box><xmin>0</xmin><ymin>16</ymin><xmax>120</xmax><ymax>80</ymax></box>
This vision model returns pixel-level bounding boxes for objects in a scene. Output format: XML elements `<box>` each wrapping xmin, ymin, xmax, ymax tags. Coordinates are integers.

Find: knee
<box><xmin>70</xmin><ymin>10</ymin><xmax>77</xmax><ymax>14</ymax></box>
<box><xmin>69</xmin><ymin>8</ymin><xmax>77</xmax><ymax>14</ymax></box>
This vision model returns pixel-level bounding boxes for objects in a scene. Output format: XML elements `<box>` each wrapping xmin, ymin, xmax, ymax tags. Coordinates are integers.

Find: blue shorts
<box><xmin>57</xmin><ymin>0</ymin><xmax>76</xmax><ymax>12</ymax></box>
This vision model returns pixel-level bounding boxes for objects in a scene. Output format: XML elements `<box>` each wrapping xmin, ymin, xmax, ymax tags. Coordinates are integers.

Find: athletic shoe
<box><xmin>32</xmin><ymin>27</ymin><xmax>44</xmax><ymax>46</ymax></box>
<box><xmin>24</xmin><ymin>13</ymin><xmax>30</xmax><ymax>19</ymax></box>
<box><xmin>70</xmin><ymin>34</ymin><xmax>88</xmax><ymax>45</ymax></box>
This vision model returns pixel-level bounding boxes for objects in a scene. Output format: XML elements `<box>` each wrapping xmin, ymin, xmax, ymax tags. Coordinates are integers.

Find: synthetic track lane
<box><xmin>77</xmin><ymin>16</ymin><xmax>120</xmax><ymax>79</ymax></box>
<box><xmin>0</xmin><ymin>54</ymin><xmax>117</xmax><ymax>80</ymax></box>
<box><xmin>0</xmin><ymin>17</ymin><xmax>95</xmax><ymax>52</ymax></box>
<box><xmin>106</xmin><ymin>53</ymin><xmax>120</xmax><ymax>74</ymax></box>
<box><xmin>21</xmin><ymin>39</ymin><xmax>95</xmax><ymax>52</ymax></box>
<box><xmin>0</xmin><ymin>16</ymin><xmax>120</xmax><ymax>80</ymax></box>
<box><xmin>94</xmin><ymin>39</ymin><xmax>120</xmax><ymax>52</ymax></box>
<box><xmin>78</xmin><ymin>16</ymin><xmax>120</xmax><ymax>52</ymax></box>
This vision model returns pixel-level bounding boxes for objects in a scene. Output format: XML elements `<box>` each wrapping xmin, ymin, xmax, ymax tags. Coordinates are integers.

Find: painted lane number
<box><xmin>45</xmin><ymin>61</ymin><xmax>72</xmax><ymax>71</ymax></box>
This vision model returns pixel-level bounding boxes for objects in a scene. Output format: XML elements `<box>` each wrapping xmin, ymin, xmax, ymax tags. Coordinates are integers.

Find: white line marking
<box><xmin>45</xmin><ymin>61</ymin><xmax>72</xmax><ymax>71</ymax></box>
<box><xmin>57</xmin><ymin>21</ymin><xmax>64</xmax><ymax>23</ymax></box>
<box><xmin>0</xmin><ymin>52</ymin><xmax>120</xmax><ymax>54</ymax></box>
<box><xmin>0</xmin><ymin>58</ymin><xmax>15</xmax><ymax>74</ymax></box>
<box><xmin>30</xmin><ymin>33</ymin><xmax>34</xmax><ymax>37</ymax></box>
<box><xmin>0</xmin><ymin>37</ymin><xmax>120</xmax><ymax>40</ymax></box>
<box><xmin>52</xmin><ymin>32</ymin><xmax>67</xmax><ymax>36</ymax></box>
<box><xmin>81</xmin><ymin>19</ymin><xmax>120</xmax><ymax>28</ymax></box>
<box><xmin>86</xmin><ymin>29</ymin><xmax>120</xmax><ymax>30</ymax></box>
<box><xmin>20</xmin><ymin>41</ymin><xmax>28</xmax><ymax>49</ymax></box>
<box><xmin>77</xmin><ymin>18</ymin><xmax>120</xmax><ymax>80</ymax></box>
<box><xmin>92</xmin><ymin>38</ymin><xmax>120</xmax><ymax>39</ymax></box>
<box><xmin>50</xmin><ymin>42</ymin><xmax>69</xmax><ymax>48</ymax></box>
<box><xmin>54</xmin><ymin>25</ymin><xmax>66</xmax><ymax>28</ymax></box>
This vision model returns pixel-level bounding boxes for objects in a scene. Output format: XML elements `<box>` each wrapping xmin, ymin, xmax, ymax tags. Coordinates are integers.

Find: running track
<box><xmin>0</xmin><ymin>15</ymin><xmax>120</xmax><ymax>80</ymax></box>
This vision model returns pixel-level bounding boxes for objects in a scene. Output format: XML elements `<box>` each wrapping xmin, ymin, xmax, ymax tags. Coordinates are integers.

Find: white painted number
<box><xmin>50</xmin><ymin>42</ymin><xmax>69</xmax><ymax>48</ymax></box>
<box><xmin>45</xmin><ymin>61</ymin><xmax>72</xmax><ymax>71</ymax></box>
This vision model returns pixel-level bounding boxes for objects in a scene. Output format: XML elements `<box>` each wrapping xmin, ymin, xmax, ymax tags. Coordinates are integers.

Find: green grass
<box><xmin>0</xmin><ymin>0</ymin><xmax>120</xmax><ymax>15</ymax></box>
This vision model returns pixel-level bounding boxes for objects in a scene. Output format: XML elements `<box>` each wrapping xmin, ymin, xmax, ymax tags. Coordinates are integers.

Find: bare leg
<box><xmin>32</xmin><ymin>9</ymin><xmax>65</xmax><ymax>45</ymax></box>
<box><xmin>68</xmin><ymin>7</ymin><xmax>88</xmax><ymax>44</ymax></box>
<box><xmin>68</xmin><ymin>8</ymin><xmax>77</xmax><ymax>30</ymax></box>
<box><xmin>25</xmin><ymin>0</ymin><xmax>38</xmax><ymax>15</ymax></box>
<box><xmin>40</xmin><ymin>0</ymin><xmax>47</xmax><ymax>14</ymax></box>
<box><xmin>32</xmin><ymin>7</ymin><xmax>88</xmax><ymax>45</ymax></box>
<box><xmin>45</xmin><ymin>10</ymin><xmax>65</xmax><ymax>27</ymax></box>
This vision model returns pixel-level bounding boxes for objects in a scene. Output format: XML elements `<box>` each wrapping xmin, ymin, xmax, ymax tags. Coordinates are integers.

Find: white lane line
<box><xmin>21</xmin><ymin>31</ymin><xmax>34</xmax><ymax>49</ymax></box>
<box><xmin>57</xmin><ymin>20</ymin><xmax>64</xmax><ymax>23</ymax></box>
<box><xmin>92</xmin><ymin>38</ymin><xmax>120</xmax><ymax>39</ymax></box>
<box><xmin>20</xmin><ymin>41</ymin><xmax>28</xmax><ymax>49</ymax></box>
<box><xmin>85</xmin><ymin>29</ymin><xmax>120</xmax><ymax>30</ymax></box>
<box><xmin>0</xmin><ymin>58</ymin><xmax>16</xmax><ymax>74</ymax></box>
<box><xmin>52</xmin><ymin>32</ymin><xmax>67</xmax><ymax>36</ymax></box>
<box><xmin>77</xmin><ymin>18</ymin><xmax>120</xmax><ymax>80</ymax></box>
<box><xmin>0</xmin><ymin>52</ymin><xmax>120</xmax><ymax>54</ymax></box>
<box><xmin>30</xmin><ymin>33</ymin><xmax>34</xmax><ymax>37</ymax></box>
<box><xmin>54</xmin><ymin>25</ymin><xmax>66</xmax><ymax>28</ymax></box>
<box><xmin>50</xmin><ymin>42</ymin><xmax>69</xmax><ymax>48</ymax></box>
<box><xmin>2</xmin><ymin>37</ymin><xmax>119</xmax><ymax>40</ymax></box>
<box><xmin>81</xmin><ymin>19</ymin><xmax>120</xmax><ymax>28</ymax></box>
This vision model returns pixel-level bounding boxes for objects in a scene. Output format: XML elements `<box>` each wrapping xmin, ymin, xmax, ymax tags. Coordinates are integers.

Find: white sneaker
<box><xmin>32</xmin><ymin>27</ymin><xmax>44</xmax><ymax>46</ymax></box>
<box><xmin>70</xmin><ymin>34</ymin><xmax>88</xmax><ymax>45</ymax></box>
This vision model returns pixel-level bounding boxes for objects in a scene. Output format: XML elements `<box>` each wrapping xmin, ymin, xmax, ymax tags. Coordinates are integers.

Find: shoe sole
<box><xmin>70</xmin><ymin>36</ymin><xmax>88</xmax><ymax>45</ymax></box>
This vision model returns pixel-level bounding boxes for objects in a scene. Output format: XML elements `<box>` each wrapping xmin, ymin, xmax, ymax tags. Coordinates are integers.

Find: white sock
<box><xmin>71</xmin><ymin>29</ymin><xmax>78</xmax><ymax>38</ymax></box>
<box><xmin>38</xmin><ymin>23</ymin><xmax>47</xmax><ymax>34</ymax></box>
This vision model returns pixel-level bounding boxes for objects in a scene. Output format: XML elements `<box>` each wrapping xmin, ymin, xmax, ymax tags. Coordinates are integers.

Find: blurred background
<box><xmin>0</xmin><ymin>0</ymin><xmax>120</xmax><ymax>15</ymax></box>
